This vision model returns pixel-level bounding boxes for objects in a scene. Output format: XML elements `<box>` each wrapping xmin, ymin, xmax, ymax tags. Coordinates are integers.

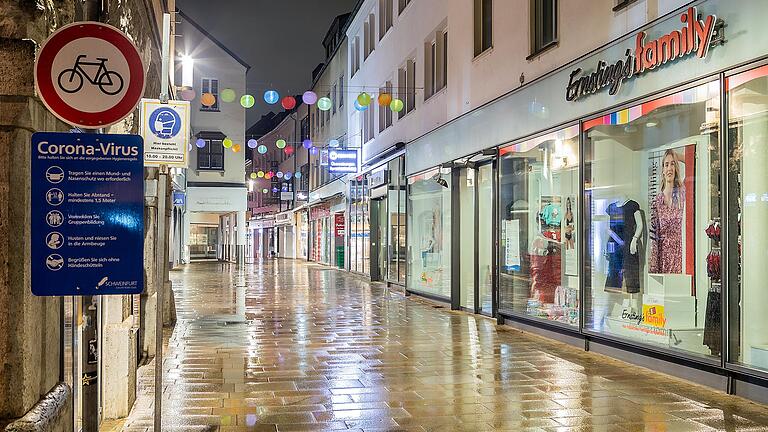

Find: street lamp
<box><xmin>181</xmin><ymin>54</ymin><xmax>194</xmax><ymax>87</ymax></box>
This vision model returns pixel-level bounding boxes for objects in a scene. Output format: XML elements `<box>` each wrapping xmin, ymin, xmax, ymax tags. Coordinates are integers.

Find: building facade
<box><xmin>176</xmin><ymin>10</ymin><xmax>250</xmax><ymax>264</ymax></box>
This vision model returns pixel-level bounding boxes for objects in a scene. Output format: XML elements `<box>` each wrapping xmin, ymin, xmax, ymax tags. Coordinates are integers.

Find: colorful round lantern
<box><xmin>281</xmin><ymin>96</ymin><xmax>297</xmax><ymax>110</ymax></box>
<box><xmin>328</xmin><ymin>139</ymin><xmax>340</xmax><ymax>148</ymax></box>
<box><xmin>240</xmin><ymin>94</ymin><xmax>255</xmax><ymax>108</ymax></box>
<box><xmin>180</xmin><ymin>88</ymin><xmax>196</xmax><ymax>101</ymax></box>
<box><xmin>262</xmin><ymin>188</ymin><xmax>268</xmax><ymax>194</ymax></box>
<box><xmin>276</xmin><ymin>139</ymin><xmax>287</xmax><ymax>149</ymax></box>
<box><xmin>222</xmin><ymin>138</ymin><xmax>233</xmax><ymax>148</ymax></box>
<box><xmin>276</xmin><ymin>171</ymin><xmax>284</xmax><ymax>178</ymax></box>
<box><xmin>310</xmin><ymin>147</ymin><xmax>319</xmax><ymax>156</ymax></box>
<box><xmin>284</xmin><ymin>146</ymin><xmax>294</xmax><ymax>155</ymax></box>
<box><xmin>284</xmin><ymin>172</ymin><xmax>293</xmax><ymax>180</ymax></box>
<box><xmin>357</xmin><ymin>92</ymin><xmax>372</xmax><ymax>107</ymax></box>
<box><xmin>247</xmin><ymin>139</ymin><xmax>258</xmax><ymax>149</ymax></box>
<box><xmin>200</xmin><ymin>93</ymin><xmax>216</xmax><ymax>107</ymax></box>
<box><xmin>232</xmin><ymin>144</ymin><xmax>241</xmax><ymax>153</ymax></box>
<box><xmin>257</xmin><ymin>170</ymin><xmax>265</xmax><ymax>178</ymax></box>
<box><xmin>188</xmin><ymin>143</ymin><xmax>193</xmax><ymax>151</ymax></box>
<box><xmin>250</xmin><ymin>172</ymin><xmax>258</xmax><ymax>180</ymax></box>
<box><xmin>257</xmin><ymin>144</ymin><xmax>268</xmax><ymax>154</ymax></box>
<box><xmin>263</xmin><ymin>90</ymin><xmax>280</xmax><ymax>104</ymax></box>
<box><xmin>378</xmin><ymin>93</ymin><xmax>392</xmax><ymax>106</ymax></box>
<box><xmin>220</xmin><ymin>88</ymin><xmax>236</xmax><ymax>103</ymax></box>
<box><xmin>354</xmin><ymin>100</ymin><xmax>368</xmax><ymax>112</ymax></box>
<box><xmin>302</xmin><ymin>139</ymin><xmax>313</xmax><ymax>149</ymax></box>
<box><xmin>390</xmin><ymin>98</ymin><xmax>404</xmax><ymax>112</ymax></box>
<box><xmin>294</xmin><ymin>172</ymin><xmax>302</xmax><ymax>179</ymax></box>
<box><xmin>317</xmin><ymin>97</ymin><xmax>332</xmax><ymax>111</ymax></box>
<box><xmin>195</xmin><ymin>138</ymin><xmax>206</xmax><ymax>148</ymax></box>
<box><xmin>302</xmin><ymin>91</ymin><xmax>318</xmax><ymax>105</ymax></box>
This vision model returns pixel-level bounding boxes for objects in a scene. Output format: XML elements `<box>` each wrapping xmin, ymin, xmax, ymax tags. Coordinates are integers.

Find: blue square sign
<box><xmin>31</xmin><ymin>132</ymin><xmax>144</xmax><ymax>296</ymax></box>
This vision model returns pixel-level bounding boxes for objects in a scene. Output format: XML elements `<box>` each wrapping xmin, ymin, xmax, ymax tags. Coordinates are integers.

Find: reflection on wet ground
<box><xmin>117</xmin><ymin>260</ymin><xmax>768</xmax><ymax>431</ymax></box>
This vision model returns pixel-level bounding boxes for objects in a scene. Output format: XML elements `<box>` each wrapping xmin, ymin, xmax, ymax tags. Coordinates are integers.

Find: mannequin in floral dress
<box><xmin>649</xmin><ymin>149</ymin><xmax>685</xmax><ymax>273</ymax></box>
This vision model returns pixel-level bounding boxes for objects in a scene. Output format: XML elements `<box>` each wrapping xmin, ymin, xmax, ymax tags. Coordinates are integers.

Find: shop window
<box><xmin>727</xmin><ymin>64</ymin><xmax>768</xmax><ymax>373</ymax></box>
<box><xmin>197</xmin><ymin>138</ymin><xmax>224</xmax><ymax>170</ymax></box>
<box><xmin>499</xmin><ymin>125</ymin><xmax>580</xmax><ymax>326</ymax></box>
<box><xmin>200</xmin><ymin>78</ymin><xmax>219</xmax><ymax>111</ymax></box>
<box><xmin>530</xmin><ymin>0</ymin><xmax>557</xmax><ymax>56</ymax></box>
<box><xmin>407</xmin><ymin>168</ymin><xmax>451</xmax><ymax>299</ymax></box>
<box><xmin>584</xmin><ymin>81</ymin><xmax>721</xmax><ymax>359</ymax></box>
<box><xmin>473</xmin><ymin>0</ymin><xmax>492</xmax><ymax>56</ymax></box>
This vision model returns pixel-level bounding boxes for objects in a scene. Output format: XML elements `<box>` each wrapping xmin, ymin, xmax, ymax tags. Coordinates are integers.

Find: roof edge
<box><xmin>177</xmin><ymin>9</ymin><xmax>252</xmax><ymax>72</ymax></box>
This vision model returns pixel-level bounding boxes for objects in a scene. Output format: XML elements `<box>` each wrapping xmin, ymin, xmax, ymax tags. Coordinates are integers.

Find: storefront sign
<box><xmin>328</xmin><ymin>149</ymin><xmax>359</xmax><ymax>173</ymax></box>
<box><xmin>280</xmin><ymin>192</ymin><xmax>294</xmax><ymax>201</ymax></box>
<box><xmin>334</xmin><ymin>213</ymin><xmax>345</xmax><ymax>237</ymax></box>
<box><xmin>140</xmin><ymin>99</ymin><xmax>190</xmax><ymax>167</ymax></box>
<box><xmin>566</xmin><ymin>7</ymin><xmax>720</xmax><ymax>101</ymax></box>
<box><xmin>642</xmin><ymin>304</ymin><xmax>667</xmax><ymax>328</ymax></box>
<box><xmin>310</xmin><ymin>204</ymin><xmax>331</xmax><ymax>220</ymax></box>
<box><xmin>31</xmin><ymin>132</ymin><xmax>144</xmax><ymax>296</ymax></box>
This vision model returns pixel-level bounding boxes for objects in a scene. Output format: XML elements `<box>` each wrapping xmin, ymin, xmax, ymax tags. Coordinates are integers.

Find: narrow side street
<box><xmin>118</xmin><ymin>261</ymin><xmax>768</xmax><ymax>432</ymax></box>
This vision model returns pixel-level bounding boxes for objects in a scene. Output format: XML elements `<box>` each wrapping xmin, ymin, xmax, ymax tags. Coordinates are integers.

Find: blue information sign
<box><xmin>172</xmin><ymin>190</ymin><xmax>185</xmax><ymax>206</ymax></box>
<box><xmin>31</xmin><ymin>132</ymin><xmax>144</xmax><ymax>296</ymax></box>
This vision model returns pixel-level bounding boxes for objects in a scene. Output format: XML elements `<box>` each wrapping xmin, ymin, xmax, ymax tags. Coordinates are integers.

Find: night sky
<box><xmin>178</xmin><ymin>0</ymin><xmax>359</xmax><ymax>126</ymax></box>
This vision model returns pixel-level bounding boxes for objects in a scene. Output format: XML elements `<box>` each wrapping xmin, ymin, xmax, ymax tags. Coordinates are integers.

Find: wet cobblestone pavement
<box><xmin>119</xmin><ymin>260</ymin><xmax>768</xmax><ymax>431</ymax></box>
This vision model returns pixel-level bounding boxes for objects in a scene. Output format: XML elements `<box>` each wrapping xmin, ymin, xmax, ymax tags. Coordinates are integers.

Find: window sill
<box><xmin>423</xmin><ymin>86</ymin><xmax>447</xmax><ymax>104</ymax></box>
<box><xmin>200</xmin><ymin>108</ymin><xmax>221</xmax><ymax>113</ymax></box>
<box><xmin>196</xmin><ymin>168</ymin><xmax>225</xmax><ymax>172</ymax></box>
<box><xmin>473</xmin><ymin>46</ymin><xmax>494</xmax><ymax>61</ymax></box>
<box><xmin>526</xmin><ymin>40</ymin><xmax>559</xmax><ymax>61</ymax></box>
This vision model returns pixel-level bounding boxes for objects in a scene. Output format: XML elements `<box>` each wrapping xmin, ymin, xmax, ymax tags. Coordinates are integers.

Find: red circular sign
<box><xmin>34</xmin><ymin>21</ymin><xmax>146</xmax><ymax>129</ymax></box>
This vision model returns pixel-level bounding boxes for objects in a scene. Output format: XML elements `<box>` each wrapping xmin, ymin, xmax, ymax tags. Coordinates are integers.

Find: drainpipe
<box><xmin>83</xmin><ymin>0</ymin><xmax>102</xmax><ymax>21</ymax></box>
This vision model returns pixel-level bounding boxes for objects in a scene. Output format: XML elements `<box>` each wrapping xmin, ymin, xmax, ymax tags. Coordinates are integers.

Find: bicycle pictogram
<box><xmin>57</xmin><ymin>55</ymin><xmax>124</xmax><ymax>96</ymax></box>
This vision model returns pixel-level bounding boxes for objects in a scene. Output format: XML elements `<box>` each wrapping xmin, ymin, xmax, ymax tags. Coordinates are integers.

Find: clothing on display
<box><xmin>539</xmin><ymin>203</ymin><xmax>562</xmax><ymax>226</ymax></box>
<box><xmin>649</xmin><ymin>192</ymin><xmax>684</xmax><ymax>273</ymax></box>
<box><xmin>529</xmin><ymin>236</ymin><xmax>561</xmax><ymax>303</ymax></box>
<box><xmin>604</xmin><ymin>200</ymin><xmax>642</xmax><ymax>294</ymax></box>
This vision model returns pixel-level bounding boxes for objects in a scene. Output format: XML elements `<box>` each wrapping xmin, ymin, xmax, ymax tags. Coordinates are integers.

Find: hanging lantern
<box><xmin>180</xmin><ymin>88</ymin><xmax>196</xmax><ymax>101</ymax></box>
<box><xmin>223</xmin><ymin>138</ymin><xmax>233</xmax><ymax>148</ymax></box>
<box><xmin>378</xmin><ymin>93</ymin><xmax>392</xmax><ymax>106</ymax></box>
<box><xmin>284</xmin><ymin>146</ymin><xmax>294</xmax><ymax>155</ymax></box>
<box><xmin>272</xmin><ymin>187</ymin><xmax>279</xmax><ymax>193</ymax></box>
<box><xmin>276</xmin><ymin>139</ymin><xmax>287</xmax><ymax>149</ymax></box>
<box><xmin>257</xmin><ymin>144</ymin><xmax>268</xmax><ymax>154</ymax></box>
<box><xmin>281</xmin><ymin>96</ymin><xmax>297</xmax><ymax>110</ymax></box>
<box><xmin>262</xmin><ymin>188</ymin><xmax>268</xmax><ymax>194</ymax></box>
<box><xmin>200</xmin><ymin>93</ymin><xmax>216</xmax><ymax>107</ymax></box>
<box><xmin>317</xmin><ymin>97</ymin><xmax>332</xmax><ymax>111</ymax></box>
<box><xmin>188</xmin><ymin>143</ymin><xmax>193</xmax><ymax>151</ymax></box>
<box><xmin>250</xmin><ymin>172</ymin><xmax>258</xmax><ymax>180</ymax></box>
<box><xmin>302</xmin><ymin>139</ymin><xmax>313</xmax><ymax>149</ymax></box>
<box><xmin>195</xmin><ymin>138</ymin><xmax>206</xmax><ymax>148</ymax></box>
<box><xmin>302</xmin><ymin>91</ymin><xmax>318</xmax><ymax>105</ymax></box>
<box><xmin>220</xmin><ymin>88</ymin><xmax>236</xmax><ymax>103</ymax></box>
<box><xmin>357</xmin><ymin>92</ymin><xmax>372</xmax><ymax>107</ymax></box>
<box><xmin>390</xmin><ymin>98</ymin><xmax>404</xmax><ymax>112</ymax></box>
<box><xmin>310</xmin><ymin>147</ymin><xmax>319</xmax><ymax>156</ymax></box>
<box><xmin>232</xmin><ymin>144</ymin><xmax>241</xmax><ymax>153</ymax></box>
<box><xmin>263</xmin><ymin>90</ymin><xmax>280</xmax><ymax>104</ymax></box>
<box><xmin>276</xmin><ymin>171</ymin><xmax>284</xmax><ymax>178</ymax></box>
<box><xmin>247</xmin><ymin>139</ymin><xmax>258</xmax><ymax>149</ymax></box>
<box><xmin>284</xmin><ymin>171</ymin><xmax>293</xmax><ymax>180</ymax></box>
<box><xmin>354</xmin><ymin>100</ymin><xmax>368</xmax><ymax>112</ymax></box>
<box><xmin>257</xmin><ymin>170</ymin><xmax>265</xmax><ymax>178</ymax></box>
<box><xmin>328</xmin><ymin>139</ymin><xmax>340</xmax><ymax>148</ymax></box>
<box><xmin>294</xmin><ymin>172</ymin><xmax>302</xmax><ymax>179</ymax></box>
<box><xmin>240</xmin><ymin>94</ymin><xmax>256</xmax><ymax>108</ymax></box>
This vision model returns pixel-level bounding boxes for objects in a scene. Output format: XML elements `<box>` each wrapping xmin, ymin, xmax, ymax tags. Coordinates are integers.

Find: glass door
<box><xmin>458</xmin><ymin>167</ymin><xmax>476</xmax><ymax>310</ymax></box>
<box><xmin>478</xmin><ymin>162</ymin><xmax>494</xmax><ymax>315</ymax></box>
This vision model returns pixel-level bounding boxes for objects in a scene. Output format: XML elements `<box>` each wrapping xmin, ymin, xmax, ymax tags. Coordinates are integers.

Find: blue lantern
<box><xmin>328</xmin><ymin>139</ymin><xmax>340</xmax><ymax>148</ymax></box>
<box><xmin>354</xmin><ymin>100</ymin><xmax>368</xmax><ymax>112</ymax></box>
<box><xmin>284</xmin><ymin>172</ymin><xmax>293</xmax><ymax>180</ymax></box>
<box><xmin>195</xmin><ymin>138</ymin><xmax>206</xmax><ymax>148</ymax></box>
<box><xmin>264</xmin><ymin>90</ymin><xmax>280</xmax><ymax>104</ymax></box>
<box><xmin>302</xmin><ymin>139</ymin><xmax>312</xmax><ymax>149</ymax></box>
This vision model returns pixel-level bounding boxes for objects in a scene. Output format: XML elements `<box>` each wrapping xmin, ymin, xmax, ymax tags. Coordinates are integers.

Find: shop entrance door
<box><xmin>370</xmin><ymin>197</ymin><xmax>388</xmax><ymax>281</ymax></box>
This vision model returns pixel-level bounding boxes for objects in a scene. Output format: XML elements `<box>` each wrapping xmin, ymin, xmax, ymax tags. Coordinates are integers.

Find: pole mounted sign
<box><xmin>31</xmin><ymin>132</ymin><xmax>145</xmax><ymax>296</ymax></box>
<box><xmin>140</xmin><ymin>99</ymin><xmax>190</xmax><ymax>167</ymax></box>
<box><xmin>328</xmin><ymin>149</ymin><xmax>359</xmax><ymax>173</ymax></box>
<box><xmin>34</xmin><ymin>22</ymin><xmax>146</xmax><ymax>128</ymax></box>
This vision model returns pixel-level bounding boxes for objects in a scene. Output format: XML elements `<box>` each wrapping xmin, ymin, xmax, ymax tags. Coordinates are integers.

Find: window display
<box><xmin>498</xmin><ymin>125</ymin><xmax>580</xmax><ymax>325</ymax></box>
<box><xmin>727</xmin><ymin>64</ymin><xmax>768</xmax><ymax>373</ymax></box>
<box><xmin>407</xmin><ymin>168</ymin><xmax>451</xmax><ymax>298</ymax></box>
<box><xmin>584</xmin><ymin>81</ymin><xmax>721</xmax><ymax>358</ymax></box>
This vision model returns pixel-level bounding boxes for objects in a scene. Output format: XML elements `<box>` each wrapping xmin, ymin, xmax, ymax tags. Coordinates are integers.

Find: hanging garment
<box><xmin>604</xmin><ymin>200</ymin><xmax>641</xmax><ymax>294</ymax></box>
<box><xmin>703</xmin><ymin>284</ymin><xmax>722</xmax><ymax>355</ymax></box>
<box><xmin>539</xmin><ymin>203</ymin><xmax>562</xmax><ymax>227</ymax></box>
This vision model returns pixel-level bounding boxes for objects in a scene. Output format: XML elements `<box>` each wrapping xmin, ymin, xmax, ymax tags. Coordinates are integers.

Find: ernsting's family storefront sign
<box><xmin>566</xmin><ymin>7</ymin><xmax>722</xmax><ymax>101</ymax></box>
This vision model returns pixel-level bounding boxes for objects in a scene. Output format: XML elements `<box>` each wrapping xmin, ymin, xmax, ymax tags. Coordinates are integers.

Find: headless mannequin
<box><xmin>614</xmin><ymin>195</ymin><xmax>644</xmax><ymax>312</ymax></box>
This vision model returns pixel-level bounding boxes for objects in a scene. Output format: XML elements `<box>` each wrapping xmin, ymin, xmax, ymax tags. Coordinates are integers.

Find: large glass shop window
<box><xmin>498</xmin><ymin>126</ymin><xmax>580</xmax><ymax>326</ymax></box>
<box><xmin>407</xmin><ymin>168</ymin><xmax>452</xmax><ymax>298</ymax></box>
<box><xmin>727</xmin><ymin>65</ymin><xmax>768</xmax><ymax>373</ymax></box>
<box><xmin>584</xmin><ymin>81</ymin><xmax>721</xmax><ymax>359</ymax></box>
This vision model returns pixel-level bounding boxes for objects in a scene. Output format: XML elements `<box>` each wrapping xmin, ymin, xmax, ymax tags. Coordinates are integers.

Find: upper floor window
<box><xmin>362</xmin><ymin>100</ymin><xmax>375</xmax><ymax>143</ymax></box>
<box><xmin>301</xmin><ymin>115</ymin><xmax>310</xmax><ymax>141</ymax></box>
<box><xmin>197</xmin><ymin>138</ymin><xmax>224</xmax><ymax>170</ymax></box>
<box><xmin>332</xmin><ymin>84</ymin><xmax>338</xmax><ymax>114</ymax></box>
<box><xmin>364</xmin><ymin>13</ymin><xmax>376</xmax><ymax>60</ymax></box>
<box><xmin>200</xmin><ymin>78</ymin><xmax>219</xmax><ymax>111</ymax></box>
<box><xmin>530</xmin><ymin>0</ymin><xmax>557</xmax><ymax>56</ymax></box>
<box><xmin>425</xmin><ymin>29</ymin><xmax>448</xmax><ymax>99</ymax></box>
<box><xmin>351</xmin><ymin>36</ymin><xmax>360</xmax><ymax>75</ymax></box>
<box><xmin>613</xmin><ymin>0</ymin><xmax>638</xmax><ymax>11</ymax></box>
<box><xmin>379</xmin><ymin>0</ymin><xmax>393</xmax><ymax>40</ymax></box>
<box><xmin>398</xmin><ymin>0</ymin><xmax>411</xmax><ymax>14</ymax></box>
<box><xmin>338</xmin><ymin>75</ymin><xmax>345</xmax><ymax>108</ymax></box>
<box><xmin>473</xmin><ymin>0</ymin><xmax>492</xmax><ymax>56</ymax></box>
<box><xmin>378</xmin><ymin>82</ymin><xmax>393</xmax><ymax>133</ymax></box>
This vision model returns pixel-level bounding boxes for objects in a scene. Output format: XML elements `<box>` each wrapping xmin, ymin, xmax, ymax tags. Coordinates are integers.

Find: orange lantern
<box><xmin>232</xmin><ymin>144</ymin><xmax>242</xmax><ymax>153</ymax></box>
<box><xmin>200</xmin><ymin>92</ymin><xmax>216</xmax><ymax>107</ymax></box>
<box><xmin>378</xmin><ymin>93</ymin><xmax>392</xmax><ymax>106</ymax></box>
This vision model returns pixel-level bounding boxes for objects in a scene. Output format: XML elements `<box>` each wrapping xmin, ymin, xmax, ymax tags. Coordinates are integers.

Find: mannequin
<box><xmin>604</xmin><ymin>195</ymin><xmax>644</xmax><ymax>294</ymax></box>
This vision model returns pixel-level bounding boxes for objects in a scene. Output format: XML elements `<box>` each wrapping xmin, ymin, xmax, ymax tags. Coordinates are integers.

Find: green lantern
<box><xmin>317</xmin><ymin>97</ymin><xmax>332</xmax><ymax>111</ymax></box>
<box><xmin>220</xmin><ymin>88</ymin><xmax>236</xmax><ymax>103</ymax></box>
<box><xmin>249</xmin><ymin>172</ymin><xmax>258</xmax><ymax>179</ymax></box>
<box><xmin>240</xmin><ymin>94</ymin><xmax>255</xmax><ymax>108</ymax></box>
<box><xmin>276</xmin><ymin>139</ymin><xmax>287</xmax><ymax>149</ymax></box>
<box><xmin>390</xmin><ymin>98</ymin><xmax>404</xmax><ymax>112</ymax></box>
<box><xmin>223</xmin><ymin>138</ymin><xmax>233</xmax><ymax>148</ymax></box>
<box><xmin>357</xmin><ymin>92</ymin><xmax>371</xmax><ymax>107</ymax></box>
